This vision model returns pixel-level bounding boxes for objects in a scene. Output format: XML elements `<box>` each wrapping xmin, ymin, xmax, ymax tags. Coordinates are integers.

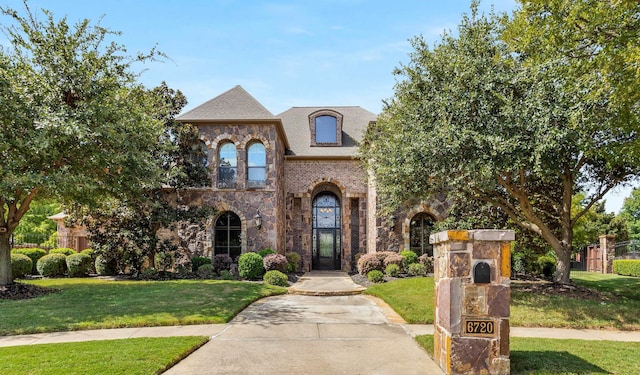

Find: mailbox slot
<box><xmin>473</xmin><ymin>261</ymin><xmax>491</xmax><ymax>284</ymax></box>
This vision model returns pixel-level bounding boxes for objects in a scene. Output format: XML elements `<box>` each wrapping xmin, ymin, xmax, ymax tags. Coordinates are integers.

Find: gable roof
<box><xmin>177</xmin><ymin>85</ymin><xmax>275</xmax><ymax>122</ymax></box>
<box><xmin>278</xmin><ymin>106</ymin><xmax>377</xmax><ymax>157</ymax></box>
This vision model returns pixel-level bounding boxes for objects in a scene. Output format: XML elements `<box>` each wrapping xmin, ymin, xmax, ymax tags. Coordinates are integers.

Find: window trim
<box><xmin>217</xmin><ymin>141</ymin><xmax>237</xmax><ymax>189</ymax></box>
<box><xmin>214</xmin><ymin>211</ymin><xmax>242</xmax><ymax>260</ymax></box>
<box><xmin>246</xmin><ymin>141</ymin><xmax>266</xmax><ymax>189</ymax></box>
<box><xmin>309</xmin><ymin>110</ymin><xmax>343</xmax><ymax>147</ymax></box>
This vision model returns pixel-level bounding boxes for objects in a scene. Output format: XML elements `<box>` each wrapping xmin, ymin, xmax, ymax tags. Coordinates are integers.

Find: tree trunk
<box><xmin>554</xmin><ymin>244</ymin><xmax>572</xmax><ymax>284</ymax></box>
<box><xmin>0</xmin><ymin>233</ymin><xmax>13</xmax><ymax>286</ymax></box>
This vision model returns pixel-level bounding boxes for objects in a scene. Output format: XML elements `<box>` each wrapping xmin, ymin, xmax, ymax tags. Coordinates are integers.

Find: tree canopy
<box><xmin>0</xmin><ymin>3</ymin><xmax>168</xmax><ymax>285</ymax></box>
<box><xmin>360</xmin><ymin>1</ymin><xmax>640</xmax><ymax>283</ymax></box>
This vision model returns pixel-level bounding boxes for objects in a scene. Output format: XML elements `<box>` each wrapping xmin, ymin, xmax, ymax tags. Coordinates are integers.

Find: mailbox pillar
<box><xmin>430</xmin><ymin>230</ymin><xmax>514</xmax><ymax>375</ymax></box>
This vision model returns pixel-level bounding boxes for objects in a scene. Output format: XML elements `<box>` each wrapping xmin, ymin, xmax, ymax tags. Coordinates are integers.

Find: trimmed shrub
<box><xmin>80</xmin><ymin>249</ymin><xmax>97</xmax><ymax>273</ymax></box>
<box><xmin>36</xmin><ymin>253</ymin><xmax>67</xmax><ymax>277</ymax></box>
<box><xmin>383</xmin><ymin>253</ymin><xmax>403</xmax><ymax>268</ymax></box>
<box><xmin>263</xmin><ymin>270</ymin><xmax>289</xmax><ymax>287</ymax></box>
<box><xmin>385</xmin><ymin>263</ymin><xmax>400</xmax><ymax>277</ymax></box>
<box><xmin>238</xmin><ymin>252</ymin><xmax>265</xmax><ymax>279</ymax></box>
<box><xmin>219</xmin><ymin>269</ymin><xmax>235</xmax><ymax>280</ymax></box>
<box><xmin>191</xmin><ymin>256</ymin><xmax>212</xmax><ymax>272</ymax></box>
<box><xmin>197</xmin><ymin>264</ymin><xmax>216</xmax><ymax>279</ymax></box>
<box><xmin>367</xmin><ymin>270</ymin><xmax>384</xmax><ymax>283</ymax></box>
<box><xmin>357</xmin><ymin>253</ymin><xmax>382</xmax><ymax>275</ymax></box>
<box><xmin>400</xmin><ymin>250</ymin><xmax>418</xmax><ymax>270</ymax></box>
<box><xmin>263</xmin><ymin>253</ymin><xmax>288</xmax><ymax>272</ymax></box>
<box><xmin>407</xmin><ymin>262</ymin><xmax>426</xmax><ymax>277</ymax></box>
<box><xmin>11</xmin><ymin>253</ymin><xmax>32</xmax><ymax>279</ymax></box>
<box><xmin>49</xmin><ymin>248</ymin><xmax>76</xmax><ymax>256</ymax></box>
<box><xmin>258</xmin><ymin>248</ymin><xmax>276</xmax><ymax>257</ymax></box>
<box><xmin>66</xmin><ymin>253</ymin><xmax>93</xmax><ymax>277</ymax></box>
<box><xmin>95</xmin><ymin>255</ymin><xmax>118</xmax><ymax>276</ymax></box>
<box><xmin>418</xmin><ymin>254</ymin><xmax>434</xmax><ymax>274</ymax></box>
<box><xmin>140</xmin><ymin>267</ymin><xmax>160</xmax><ymax>280</ymax></box>
<box><xmin>536</xmin><ymin>255</ymin><xmax>557</xmax><ymax>278</ymax></box>
<box><xmin>12</xmin><ymin>248</ymin><xmax>46</xmax><ymax>274</ymax></box>
<box><xmin>212</xmin><ymin>254</ymin><xmax>232</xmax><ymax>273</ymax></box>
<box><xmin>613</xmin><ymin>260</ymin><xmax>640</xmax><ymax>277</ymax></box>
<box><xmin>285</xmin><ymin>252</ymin><xmax>301</xmax><ymax>273</ymax></box>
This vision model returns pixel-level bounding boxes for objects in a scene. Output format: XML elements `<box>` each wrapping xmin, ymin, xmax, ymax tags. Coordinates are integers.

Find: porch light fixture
<box><xmin>389</xmin><ymin>215</ymin><xmax>397</xmax><ymax>230</ymax></box>
<box><xmin>255</xmin><ymin>212</ymin><xmax>262</xmax><ymax>230</ymax></box>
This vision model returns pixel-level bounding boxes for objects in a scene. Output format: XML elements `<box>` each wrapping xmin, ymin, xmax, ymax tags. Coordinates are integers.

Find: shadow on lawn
<box><xmin>511</xmin><ymin>350</ymin><xmax>610</xmax><ymax>374</ymax></box>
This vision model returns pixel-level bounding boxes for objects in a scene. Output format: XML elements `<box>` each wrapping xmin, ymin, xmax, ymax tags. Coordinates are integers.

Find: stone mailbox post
<box><xmin>430</xmin><ymin>230</ymin><xmax>514</xmax><ymax>375</ymax></box>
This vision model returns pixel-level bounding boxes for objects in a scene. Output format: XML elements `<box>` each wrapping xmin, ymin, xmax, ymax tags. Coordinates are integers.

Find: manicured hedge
<box><xmin>11</xmin><ymin>248</ymin><xmax>46</xmax><ymax>274</ymax></box>
<box><xmin>613</xmin><ymin>260</ymin><xmax>640</xmax><ymax>277</ymax></box>
<box><xmin>49</xmin><ymin>248</ymin><xmax>76</xmax><ymax>256</ymax></box>
<box><xmin>11</xmin><ymin>253</ymin><xmax>32</xmax><ymax>278</ymax></box>
<box><xmin>66</xmin><ymin>253</ymin><xmax>93</xmax><ymax>277</ymax></box>
<box><xmin>36</xmin><ymin>253</ymin><xmax>67</xmax><ymax>277</ymax></box>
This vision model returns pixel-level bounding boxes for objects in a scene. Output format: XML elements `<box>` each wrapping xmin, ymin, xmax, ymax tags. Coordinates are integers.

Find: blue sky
<box><xmin>1</xmin><ymin>0</ymin><xmax>635</xmax><ymax>212</ymax></box>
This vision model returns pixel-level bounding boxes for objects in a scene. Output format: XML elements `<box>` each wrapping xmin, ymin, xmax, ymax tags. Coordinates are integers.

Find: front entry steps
<box><xmin>287</xmin><ymin>271</ymin><xmax>366</xmax><ymax>296</ymax></box>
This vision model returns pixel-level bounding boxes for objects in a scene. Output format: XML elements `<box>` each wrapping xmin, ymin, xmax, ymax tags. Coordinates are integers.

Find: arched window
<box><xmin>247</xmin><ymin>142</ymin><xmax>266</xmax><ymax>188</ymax></box>
<box><xmin>410</xmin><ymin>213</ymin><xmax>435</xmax><ymax>256</ymax></box>
<box><xmin>315</xmin><ymin>115</ymin><xmax>337</xmax><ymax>143</ymax></box>
<box><xmin>214</xmin><ymin>211</ymin><xmax>242</xmax><ymax>260</ymax></box>
<box><xmin>198</xmin><ymin>141</ymin><xmax>208</xmax><ymax>168</ymax></box>
<box><xmin>217</xmin><ymin>142</ymin><xmax>237</xmax><ymax>188</ymax></box>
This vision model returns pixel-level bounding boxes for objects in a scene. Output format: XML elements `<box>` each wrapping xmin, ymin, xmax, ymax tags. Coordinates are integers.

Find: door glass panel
<box><xmin>319</xmin><ymin>230</ymin><xmax>333</xmax><ymax>258</ymax></box>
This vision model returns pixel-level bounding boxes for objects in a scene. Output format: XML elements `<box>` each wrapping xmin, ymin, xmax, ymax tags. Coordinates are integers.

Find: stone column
<box><xmin>599</xmin><ymin>235</ymin><xmax>615</xmax><ymax>274</ymax></box>
<box><xmin>430</xmin><ymin>230</ymin><xmax>514</xmax><ymax>375</ymax></box>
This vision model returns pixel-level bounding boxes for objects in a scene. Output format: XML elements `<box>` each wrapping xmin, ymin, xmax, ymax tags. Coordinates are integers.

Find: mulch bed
<box><xmin>0</xmin><ymin>282</ymin><xmax>58</xmax><ymax>300</ymax></box>
<box><xmin>511</xmin><ymin>277</ymin><xmax>612</xmax><ymax>302</ymax></box>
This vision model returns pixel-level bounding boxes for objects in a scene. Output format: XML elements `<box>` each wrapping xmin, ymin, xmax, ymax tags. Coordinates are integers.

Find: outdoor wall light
<box><xmin>255</xmin><ymin>212</ymin><xmax>262</xmax><ymax>230</ymax></box>
<box><xmin>389</xmin><ymin>215</ymin><xmax>397</xmax><ymax>230</ymax></box>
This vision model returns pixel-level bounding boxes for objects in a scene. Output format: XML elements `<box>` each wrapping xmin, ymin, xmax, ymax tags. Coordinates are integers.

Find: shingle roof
<box><xmin>177</xmin><ymin>85</ymin><xmax>275</xmax><ymax>121</ymax></box>
<box><xmin>277</xmin><ymin>106</ymin><xmax>377</xmax><ymax>157</ymax></box>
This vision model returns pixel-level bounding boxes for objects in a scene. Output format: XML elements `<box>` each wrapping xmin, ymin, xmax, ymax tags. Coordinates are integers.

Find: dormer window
<box><xmin>310</xmin><ymin>110</ymin><xmax>343</xmax><ymax>146</ymax></box>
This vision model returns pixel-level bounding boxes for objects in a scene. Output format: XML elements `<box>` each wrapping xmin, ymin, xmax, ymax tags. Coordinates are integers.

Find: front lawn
<box><xmin>365</xmin><ymin>272</ymin><xmax>640</xmax><ymax>330</ymax></box>
<box><xmin>416</xmin><ymin>334</ymin><xmax>640</xmax><ymax>374</ymax></box>
<box><xmin>0</xmin><ymin>336</ymin><xmax>208</xmax><ymax>375</ymax></box>
<box><xmin>0</xmin><ymin>278</ymin><xmax>287</xmax><ymax>335</ymax></box>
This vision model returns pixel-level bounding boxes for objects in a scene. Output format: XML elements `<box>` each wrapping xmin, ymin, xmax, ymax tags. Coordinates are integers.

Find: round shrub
<box><xmin>263</xmin><ymin>270</ymin><xmax>289</xmax><ymax>287</ymax></box>
<box><xmin>258</xmin><ymin>248</ymin><xmax>276</xmax><ymax>257</ymax></box>
<box><xmin>400</xmin><ymin>250</ymin><xmax>418</xmax><ymax>270</ymax></box>
<box><xmin>263</xmin><ymin>253</ymin><xmax>288</xmax><ymax>272</ymax></box>
<box><xmin>49</xmin><ymin>247</ymin><xmax>76</xmax><ymax>256</ymax></box>
<box><xmin>212</xmin><ymin>254</ymin><xmax>232</xmax><ymax>273</ymax></box>
<box><xmin>285</xmin><ymin>252</ymin><xmax>301</xmax><ymax>273</ymax></box>
<box><xmin>407</xmin><ymin>262</ymin><xmax>426</xmax><ymax>277</ymax></box>
<box><xmin>238</xmin><ymin>252</ymin><xmax>265</xmax><ymax>279</ymax></box>
<box><xmin>385</xmin><ymin>263</ymin><xmax>400</xmax><ymax>277</ymax></box>
<box><xmin>197</xmin><ymin>264</ymin><xmax>216</xmax><ymax>279</ymax></box>
<box><xmin>191</xmin><ymin>256</ymin><xmax>212</xmax><ymax>272</ymax></box>
<box><xmin>66</xmin><ymin>253</ymin><xmax>93</xmax><ymax>277</ymax></box>
<box><xmin>367</xmin><ymin>270</ymin><xmax>384</xmax><ymax>283</ymax></box>
<box><xmin>536</xmin><ymin>255</ymin><xmax>557</xmax><ymax>278</ymax></box>
<box><xmin>383</xmin><ymin>253</ymin><xmax>403</xmax><ymax>268</ymax></box>
<box><xmin>95</xmin><ymin>255</ymin><xmax>118</xmax><ymax>276</ymax></box>
<box><xmin>11</xmin><ymin>253</ymin><xmax>32</xmax><ymax>279</ymax></box>
<box><xmin>12</xmin><ymin>248</ymin><xmax>46</xmax><ymax>274</ymax></box>
<box><xmin>219</xmin><ymin>269</ymin><xmax>235</xmax><ymax>280</ymax></box>
<box><xmin>357</xmin><ymin>253</ymin><xmax>382</xmax><ymax>275</ymax></box>
<box><xmin>418</xmin><ymin>254</ymin><xmax>434</xmax><ymax>274</ymax></box>
<box><xmin>36</xmin><ymin>253</ymin><xmax>67</xmax><ymax>277</ymax></box>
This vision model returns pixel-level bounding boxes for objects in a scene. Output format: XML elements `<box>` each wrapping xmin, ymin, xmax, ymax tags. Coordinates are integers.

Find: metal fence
<box><xmin>10</xmin><ymin>233</ymin><xmax>52</xmax><ymax>249</ymax></box>
<box><xmin>615</xmin><ymin>240</ymin><xmax>640</xmax><ymax>259</ymax></box>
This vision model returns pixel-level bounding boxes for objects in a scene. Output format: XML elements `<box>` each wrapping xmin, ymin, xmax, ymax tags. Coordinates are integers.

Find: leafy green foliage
<box><xmin>191</xmin><ymin>256</ymin><xmax>211</xmax><ymax>272</ymax></box>
<box><xmin>36</xmin><ymin>253</ymin><xmax>67</xmax><ymax>277</ymax></box>
<box><xmin>66</xmin><ymin>253</ymin><xmax>92</xmax><ymax>277</ymax></box>
<box><xmin>613</xmin><ymin>260</ymin><xmax>640</xmax><ymax>277</ymax></box>
<box><xmin>263</xmin><ymin>270</ymin><xmax>289</xmax><ymax>287</ymax></box>
<box><xmin>573</xmin><ymin>193</ymin><xmax>628</xmax><ymax>246</ymax></box>
<box><xmin>49</xmin><ymin>248</ymin><xmax>75</xmax><ymax>256</ymax></box>
<box><xmin>285</xmin><ymin>252</ymin><xmax>300</xmax><ymax>273</ymax></box>
<box><xmin>385</xmin><ymin>263</ymin><xmax>400</xmax><ymax>277</ymax></box>
<box><xmin>535</xmin><ymin>255</ymin><xmax>557</xmax><ymax>278</ymax></box>
<box><xmin>258</xmin><ymin>248</ymin><xmax>276</xmax><ymax>257</ymax></box>
<box><xmin>407</xmin><ymin>263</ymin><xmax>426</xmax><ymax>277</ymax></box>
<box><xmin>620</xmin><ymin>188</ymin><xmax>640</xmax><ymax>240</ymax></box>
<box><xmin>10</xmin><ymin>253</ymin><xmax>31</xmax><ymax>278</ymax></box>
<box><xmin>11</xmin><ymin>248</ymin><xmax>46</xmax><ymax>274</ymax></box>
<box><xmin>367</xmin><ymin>270</ymin><xmax>384</xmax><ymax>283</ymax></box>
<box><xmin>400</xmin><ymin>250</ymin><xmax>417</xmax><ymax>270</ymax></box>
<box><xmin>94</xmin><ymin>255</ymin><xmax>117</xmax><ymax>276</ymax></box>
<box><xmin>11</xmin><ymin>199</ymin><xmax>60</xmax><ymax>246</ymax></box>
<box><xmin>237</xmin><ymin>252</ymin><xmax>265</xmax><ymax>279</ymax></box>
<box><xmin>417</xmin><ymin>254</ymin><xmax>434</xmax><ymax>274</ymax></box>
<box><xmin>196</xmin><ymin>264</ymin><xmax>215</xmax><ymax>279</ymax></box>
<box><xmin>211</xmin><ymin>254</ymin><xmax>232</xmax><ymax>274</ymax></box>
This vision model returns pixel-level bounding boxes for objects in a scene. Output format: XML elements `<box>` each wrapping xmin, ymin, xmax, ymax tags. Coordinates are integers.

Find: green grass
<box><xmin>364</xmin><ymin>277</ymin><xmax>434</xmax><ymax>323</ymax></box>
<box><xmin>0</xmin><ymin>336</ymin><xmax>208</xmax><ymax>375</ymax></box>
<box><xmin>365</xmin><ymin>272</ymin><xmax>640</xmax><ymax>330</ymax></box>
<box><xmin>0</xmin><ymin>278</ymin><xmax>286</xmax><ymax>335</ymax></box>
<box><xmin>416</xmin><ymin>334</ymin><xmax>640</xmax><ymax>375</ymax></box>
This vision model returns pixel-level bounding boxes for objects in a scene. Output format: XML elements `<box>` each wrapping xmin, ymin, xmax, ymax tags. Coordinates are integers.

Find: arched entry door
<box><xmin>312</xmin><ymin>192</ymin><xmax>341</xmax><ymax>270</ymax></box>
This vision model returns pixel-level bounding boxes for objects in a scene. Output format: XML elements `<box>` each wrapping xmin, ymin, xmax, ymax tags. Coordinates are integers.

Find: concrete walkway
<box><xmin>2</xmin><ymin>272</ymin><xmax>640</xmax><ymax>374</ymax></box>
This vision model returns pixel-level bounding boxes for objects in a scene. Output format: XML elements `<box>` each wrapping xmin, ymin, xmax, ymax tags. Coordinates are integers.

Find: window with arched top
<box><xmin>309</xmin><ymin>110</ymin><xmax>343</xmax><ymax>146</ymax></box>
<box><xmin>198</xmin><ymin>141</ymin><xmax>208</xmax><ymax>168</ymax></box>
<box><xmin>214</xmin><ymin>211</ymin><xmax>242</xmax><ymax>260</ymax></box>
<box><xmin>217</xmin><ymin>142</ymin><xmax>237</xmax><ymax>188</ymax></box>
<box><xmin>247</xmin><ymin>142</ymin><xmax>266</xmax><ymax>188</ymax></box>
<box><xmin>410</xmin><ymin>213</ymin><xmax>435</xmax><ymax>256</ymax></box>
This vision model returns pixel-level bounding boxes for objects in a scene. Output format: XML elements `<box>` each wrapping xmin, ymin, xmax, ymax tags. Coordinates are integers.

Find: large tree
<box><xmin>0</xmin><ymin>3</ymin><xmax>167</xmax><ymax>285</ymax></box>
<box><xmin>360</xmin><ymin>2</ymin><xmax>640</xmax><ymax>284</ymax></box>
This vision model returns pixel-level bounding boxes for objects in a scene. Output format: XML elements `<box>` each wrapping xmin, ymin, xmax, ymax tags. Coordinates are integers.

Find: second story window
<box><xmin>247</xmin><ymin>142</ymin><xmax>266</xmax><ymax>188</ymax></box>
<box><xmin>315</xmin><ymin>115</ymin><xmax>337</xmax><ymax>143</ymax></box>
<box><xmin>218</xmin><ymin>142</ymin><xmax>237</xmax><ymax>188</ymax></box>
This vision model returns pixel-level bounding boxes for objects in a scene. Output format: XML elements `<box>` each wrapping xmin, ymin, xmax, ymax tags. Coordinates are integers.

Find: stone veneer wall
<box><xmin>431</xmin><ymin>230</ymin><xmax>513</xmax><ymax>375</ymax></box>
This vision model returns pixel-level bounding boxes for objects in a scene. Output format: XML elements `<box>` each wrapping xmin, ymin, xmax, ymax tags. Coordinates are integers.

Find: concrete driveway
<box><xmin>164</xmin><ymin>274</ymin><xmax>442</xmax><ymax>374</ymax></box>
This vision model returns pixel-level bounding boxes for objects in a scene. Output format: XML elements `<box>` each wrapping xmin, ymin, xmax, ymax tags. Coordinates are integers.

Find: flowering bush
<box><xmin>212</xmin><ymin>254</ymin><xmax>232</xmax><ymax>273</ymax></box>
<box><xmin>263</xmin><ymin>253</ymin><xmax>288</xmax><ymax>272</ymax></box>
<box><xmin>383</xmin><ymin>253</ymin><xmax>403</xmax><ymax>268</ymax></box>
<box><xmin>357</xmin><ymin>253</ymin><xmax>382</xmax><ymax>275</ymax></box>
<box><xmin>418</xmin><ymin>254</ymin><xmax>434</xmax><ymax>274</ymax></box>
